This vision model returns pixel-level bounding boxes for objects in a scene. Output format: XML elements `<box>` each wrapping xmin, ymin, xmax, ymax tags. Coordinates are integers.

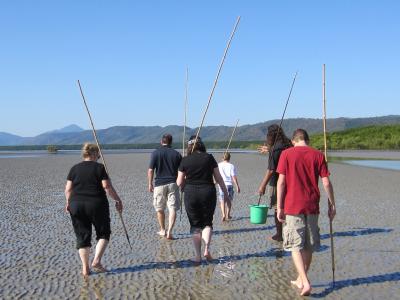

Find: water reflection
<box><xmin>79</xmin><ymin>277</ymin><xmax>106</xmax><ymax>300</ymax></box>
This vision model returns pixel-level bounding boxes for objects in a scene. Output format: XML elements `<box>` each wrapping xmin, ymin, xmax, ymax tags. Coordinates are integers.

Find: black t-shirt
<box><xmin>67</xmin><ymin>161</ymin><xmax>109</xmax><ymax>198</ymax></box>
<box><xmin>149</xmin><ymin>145</ymin><xmax>182</xmax><ymax>187</ymax></box>
<box><xmin>178</xmin><ymin>152</ymin><xmax>218</xmax><ymax>185</ymax></box>
<box><xmin>267</xmin><ymin>142</ymin><xmax>291</xmax><ymax>186</ymax></box>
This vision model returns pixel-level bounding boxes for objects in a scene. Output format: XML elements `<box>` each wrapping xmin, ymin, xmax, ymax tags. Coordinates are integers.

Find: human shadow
<box><xmin>311</xmin><ymin>272</ymin><xmax>400</xmax><ymax>298</ymax></box>
<box><xmin>108</xmin><ymin>247</ymin><xmax>286</xmax><ymax>275</ymax></box>
<box><xmin>173</xmin><ymin>225</ymin><xmax>275</xmax><ymax>240</ymax></box>
<box><xmin>213</xmin><ymin>225</ymin><xmax>275</xmax><ymax>236</ymax></box>
<box><xmin>320</xmin><ymin>227</ymin><xmax>392</xmax><ymax>240</ymax></box>
<box><xmin>230</xmin><ymin>213</ymin><xmax>274</xmax><ymax>221</ymax></box>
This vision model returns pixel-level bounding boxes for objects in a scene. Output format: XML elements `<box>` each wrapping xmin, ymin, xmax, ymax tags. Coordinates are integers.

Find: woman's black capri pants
<box><xmin>184</xmin><ymin>184</ymin><xmax>217</xmax><ymax>233</ymax></box>
<box><xmin>69</xmin><ymin>196</ymin><xmax>111</xmax><ymax>249</ymax></box>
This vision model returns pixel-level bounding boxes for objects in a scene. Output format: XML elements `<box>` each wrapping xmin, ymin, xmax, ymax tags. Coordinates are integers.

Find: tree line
<box><xmin>1</xmin><ymin>124</ymin><xmax>400</xmax><ymax>151</ymax></box>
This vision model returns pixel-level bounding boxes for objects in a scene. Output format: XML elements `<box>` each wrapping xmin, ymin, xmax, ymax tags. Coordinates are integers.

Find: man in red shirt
<box><xmin>276</xmin><ymin>129</ymin><xmax>336</xmax><ymax>296</ymax></box>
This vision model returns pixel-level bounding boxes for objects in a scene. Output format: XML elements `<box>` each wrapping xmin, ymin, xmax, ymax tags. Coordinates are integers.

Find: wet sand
<box><xmin>1</xmin><ymin>152</ymin><xmax>399</xmax><ymax>299</ymax></box>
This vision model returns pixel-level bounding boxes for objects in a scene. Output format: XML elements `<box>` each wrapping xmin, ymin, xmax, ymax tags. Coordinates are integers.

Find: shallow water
<box><xmin>1</xmin><ymin>153</ymin><xmax>399</xmax><ymax>299</ymax></box>
<box><xmin>343</xmin><ymin>159</ymin><xmax>400</xmax><ymax>171</ymax></box>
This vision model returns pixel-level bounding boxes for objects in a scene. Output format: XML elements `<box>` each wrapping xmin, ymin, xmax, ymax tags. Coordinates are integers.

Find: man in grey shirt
<box><xmin>148</xmin><ymin>134</ymin><xmax>182</xmax><ymax>239</ymax></box>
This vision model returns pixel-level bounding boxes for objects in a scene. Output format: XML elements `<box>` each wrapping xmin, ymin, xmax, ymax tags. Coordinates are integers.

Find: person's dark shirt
<box><xmin>268</xmin><ymin>142</ymin><xmax>291</xmax><ymax>186</ymax></box>
<box><xmin>67</xmin><ymin>161</ymin><xmax>109</xmax><ymax>198</ymax></box>
<box><xmin>178</xmin><ymin>152</ymin><xmax>218</xmax><ymax>185</ymax></box>
<box><xmin>149</xmin><ymin>145</ymin><xmax>182</xmax><ymax>186</ymax></box>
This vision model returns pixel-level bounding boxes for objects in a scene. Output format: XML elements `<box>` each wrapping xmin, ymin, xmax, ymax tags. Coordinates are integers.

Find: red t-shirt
<box><xmin>276</xmin><ymin>146</ymin><xmax>330</xmax><ymax>215</ymax></box>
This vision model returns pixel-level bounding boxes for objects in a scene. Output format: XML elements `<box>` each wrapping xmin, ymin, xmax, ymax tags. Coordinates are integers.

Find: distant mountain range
<box><xmin>1</xmin><ymin>115</ymin><xmax>400</xmax><ymax>146</ymax></box>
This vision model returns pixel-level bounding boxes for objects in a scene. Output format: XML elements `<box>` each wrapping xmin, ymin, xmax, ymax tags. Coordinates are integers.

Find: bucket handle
<box><xmin>257</xmin><ymin>195</ymin><xmax>262</xmax><ymax>206</ymax></box>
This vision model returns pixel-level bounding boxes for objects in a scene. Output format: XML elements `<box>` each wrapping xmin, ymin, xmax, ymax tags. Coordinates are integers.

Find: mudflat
<box><xmin>1</xmin><ymin>152</ymin><xmax>399</xmax><ymax>299</ymax></box>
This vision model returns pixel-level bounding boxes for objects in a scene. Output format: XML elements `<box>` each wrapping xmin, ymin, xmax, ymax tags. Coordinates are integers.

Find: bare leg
<box><xmin>202</xmin><ymin>226</ymin><xmax>213</xmax><ymax>260</ymax></box>
<box><xmin>192</xmin><ymin>232</ymin><xmax>202</xmax><ymax>262</ymax></box>
<box><xmin>166</xmin><ymin>209</ymin><xmax>176</xmax><ymax>239</ymax></box>
<box><xmin>220</xmin><ymin>201</ymin><xmax>226</xmax><ymax>221</ymax></box>
<box><xmin>157</xmin><ymin>211</ymin><xmax>166</xmax><ymax>236</ymax></box>
<box><xmin>303</xmin><ymin>249</ymin><xmax>312</xmax><ymax>272</ymax></box>
<box><xmin>271</xmin><ymin>211</ymin><xmax>283</xmax><ymax>241</ymax></box>
<box><xmin>91</xmin><ymin>239</ymin><xmax>109</xmax><ymax>268</ymax></box>
<box><xmin>78</xmin><ymin>247</ymin><xmax>90</xmax><ymax>277</ymax></box>
<box><xmin>291</xmin><ymin>250</ymin><xmax>312</xmax><ymax>296</ymax></box>
<box><xmin>291</xmin><ymin>249</ymin><xmax>313</xmax><ymax>289</ymax></box>
<box><xmin>226</xmin><ymin>199</ymin><xmax>232</xmax><ymax>219</ymax></box>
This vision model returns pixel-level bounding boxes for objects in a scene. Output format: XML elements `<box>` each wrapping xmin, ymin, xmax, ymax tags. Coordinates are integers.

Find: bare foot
<box><xmin>157</xmin><ymin>230</ymin><xmax>166</xmax><ymax>237</ymax></box>
<box><xmin>166</xmin><ymin>233</ymin><xmax>174</xmax><ymax>240</ymax></box>
<box><xmin>204</xmin><ymin>250</ymin><xmax>213</xmax><ymax>261</ymax></box>
<box><xmin>290</xmin><ymin>278</ymin><xmax>303</xmax><ymax>289</ymax></box>
<box><xmin>82</xmin><ymin>266</ymin><xmax>90</xmax><ymax>276</ymax></box>
<box><xmin>91</xmin><ymin>264</ymin><xmax>108</xmax><ymax>273</ymax></box>
<box><xmin>190</xmin><ymin>257</ymin><xmax>201</xmax><ymax>266</ymax></box>
<box><xmin>222</xmin><ymin>216</ymin><xmax>226</xmax><ymax>222</ymax></box>
<box><xmin>82</xmin><ymin>267</ymin><xmax>90</xmax><ymax>280</ymax></box>
<box><xmin>268</xmin><ymin>234</ymin><xmax>283</xmax><ymax>242</ymax></box>
<box><xmin>300</xmin><ymin>284</ymin><xmax>312</xmax><ymax>296</ymax></box>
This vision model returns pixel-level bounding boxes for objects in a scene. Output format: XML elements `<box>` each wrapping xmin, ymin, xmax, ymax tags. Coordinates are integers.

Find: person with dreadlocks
<box><xmin>258</xmin><ymin>124</ymin><xmax>292</xmax><ymax>241</ymax></box>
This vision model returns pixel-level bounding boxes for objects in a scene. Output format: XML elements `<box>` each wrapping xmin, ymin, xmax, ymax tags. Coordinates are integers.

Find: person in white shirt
<box><xmin>218</xmin><ymin>152</ymin><xmax>240</xmax><ymax>221</ymax></box>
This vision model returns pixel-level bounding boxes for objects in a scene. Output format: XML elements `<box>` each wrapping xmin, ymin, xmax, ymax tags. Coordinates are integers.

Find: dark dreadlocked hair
<box><xmin>265</xmin><ymin>124</ymin><xmax>292</xmax><ymax>148</ymax></box>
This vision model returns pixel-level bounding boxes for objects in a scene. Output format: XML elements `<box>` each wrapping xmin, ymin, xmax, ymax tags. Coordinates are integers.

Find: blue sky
<box><xmin>1</xmin><ymin>1</ymin><xmax>399</xmax><ymax>136</ymax></box>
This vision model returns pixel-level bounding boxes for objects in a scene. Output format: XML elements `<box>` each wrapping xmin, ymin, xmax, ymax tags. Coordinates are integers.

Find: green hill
<box><xmin>310</xmin><ymin>124</ymin><xmax>400</xmax><ymax>150</ymax></box>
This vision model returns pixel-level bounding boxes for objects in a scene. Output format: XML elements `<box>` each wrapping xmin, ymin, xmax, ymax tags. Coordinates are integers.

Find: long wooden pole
<box><xmin>191</xmin><ymin>16</ymin><xmax>241</xmax><ymax>152</ymax></box>
<box><xmin>183</xmin><ymin>67</ymin><xmax>188</xmax><ymax>156</ymax></box>
<box><xmin>323</xmin><ymin>64</ymin><xmax>328</xmax><ymax>161</ymax></box>
<box><xmin>223</xmin><ymin>119</ymin><xmax>240</xmax><ymax>157</ymax></box>
<box><xmin>323</xmin><ymin>64</ymin><xmax>335</xmax><ymax>286</ymax></box>
<box><xmin>180</xmin><ymin>67</ymin><xmax>188</xmax><ymax>221</ymax></box>
<box><xmin>258</xmin><ymin>72</ymin><xmax>298</xmax><ymax>206</ymax></box>
<box><xmin>77</xmin><ymin>80</ymin><xmax>133</xmax><ymax>251</ymax></box>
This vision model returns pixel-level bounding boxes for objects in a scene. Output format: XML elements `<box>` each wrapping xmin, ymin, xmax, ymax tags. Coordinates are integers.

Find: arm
<box><xmin>276</xmin><ymin>174</ymin><xmax>286</xmax><ymax>222</ymax></box>
<box><xmin>322</xmin><ymin>176</ymin><xmax>336</xmax><ymax>220</ymax></box>
<box><xmin>176</xmin><ymin>171</ymin><xmax>186</xmax><ymax>189</ymax></box>
<box><xmin>102</xmin><ymin>179</ymin><xmax>123</xmax><ymax>213</ymax></box>
<box><xmin>232</xmin><ymin>175</ymin><xmax>240</xmax><ymax>193</ymax></box>
<box><xmin>64</xmin><ymin>180</ymin><xmax>73</xmax><ymax>213</ymax></box>
<box><xmin>147</xmin><ymin>169</ymin><xmax>154</xmax><ymax>193</ymax></box>
<box><xmin>213</xmin><ymin>167</ymin><xmax>230</xmax><ymax>203</ymax></box>
<box><xmin>258</xmin><ymin>169</ymin><xmax>273</xmax><ymax>195</ymax></box>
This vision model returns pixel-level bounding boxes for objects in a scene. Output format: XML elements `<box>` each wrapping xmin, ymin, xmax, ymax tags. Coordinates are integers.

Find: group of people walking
<box><xmin>64</xmin><ymin>126</ymin><xmax>336</xmax><ymax>296</ymax></box>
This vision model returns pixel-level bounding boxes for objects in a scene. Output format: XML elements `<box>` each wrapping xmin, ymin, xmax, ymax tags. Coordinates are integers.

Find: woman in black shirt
<box><xmin>177</xmin><ymin>136</ymin><xmax>229</xmax><ymax>264</ymax></box>
<box><xmin>65</xmin><ymin>143</ymin><xmax>123</xmax><ymax>278</ymax></box>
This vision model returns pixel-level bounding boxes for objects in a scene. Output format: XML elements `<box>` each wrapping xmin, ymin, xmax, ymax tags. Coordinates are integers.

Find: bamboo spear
<box><xmin>183</xmin><ymin>67</ymin><xmax>188</xmax><ymax>157</ymax></box>
<box><xmin>180</xmin><ymin>67</ymin><xmax>188</xmax><ymax>221</ymax></box>
<box><xmin>191</xmin><ymin>16</ymin><xmax>240</xmax><ymax>152</ymax></box>
<box><xmin>77</xmin><ymin>80</ymin><xmax>133</xmax><ymax>251</ymax></box>
<box><xmin>257</xmin><ymin>72</ymin><xmax>298</xmax><ymax>206</ymax></box>
<box><xmin>223</xmin><ymin>119</ymin><xmax>240</xmax><ymax>157</ymax></box>
<box><xmin>323</xmin><ymin>64</ymin><xmax>335</xmax><ymax>286</ymax></box>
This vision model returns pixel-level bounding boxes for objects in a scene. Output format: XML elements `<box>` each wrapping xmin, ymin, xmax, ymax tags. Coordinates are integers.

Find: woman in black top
<box><xmin>65</xmin><ymin>143</ymin><xmax>123</xmax><ymax>278</ymax></box>
<box><xmin>177</xmin><ymin>136</ymin><xmax>229</xmax><ymax>264</ymax></box>
<box><xmin>257</xmin><ymin>124</ymin><xmax>292</xmax><ymax>241</ymax></box>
